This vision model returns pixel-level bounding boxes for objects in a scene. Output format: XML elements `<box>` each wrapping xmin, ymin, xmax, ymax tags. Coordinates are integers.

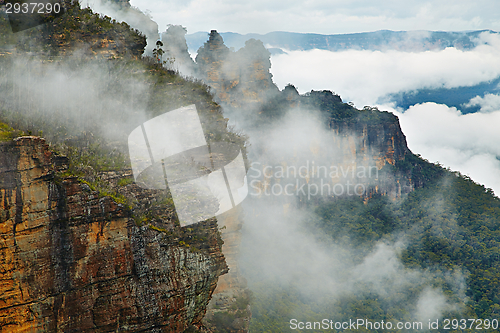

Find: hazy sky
<box><xmin>128</xmin><ymin>0</ymin><xmax>500</xmax><ymax>34</ymax></box>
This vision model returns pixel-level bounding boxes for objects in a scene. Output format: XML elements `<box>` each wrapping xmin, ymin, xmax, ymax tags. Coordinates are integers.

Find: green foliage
<box><xmin>62</xmin><ymin>142</ymin><xmax>129</xmax><ymax>173</ymax></box>
<box><xmin>396</xmin><ymin>153</ymin><xmax>447</xmax><ymax>188</ymax></box>
<box><xmin>397</xmin><ymin>174</ymin><xmax>500</xmax><ymax>318</ymax></box>
<box><xmin>212</xmin><ymin>312</ymin><xmax>237</xmax><ymax>333</ymax></box>
<box><xmin>303</xmin><ymin>90</ymin><xmax>356</xmax><ymax>120</ymax></box>
<box><xmin>258</xmin><ymin>88</ymin><xmax>398</xmax><ymax>125</ymax></box>
<box><xmin>76</xmin><ymin>176</ymin><xmax>128</xmax><ymax>206</ymax></box>
<box><xmin>149</xmin><ymin>225</ymin><xmax>168</xmax><ymax>233</ymax></box>
<box><xmin>250</xmin><ymin>162</ymin><xmax>500</xmax><ymax>330</ymax></box>
<box><xmin>249</xmin><ymin>283</ymin><xmax>325</xmax><ymax>332</ymax></box>
<box><xmin>0</xmin><ymin>1</ymin><xmax>146</xmax><ymax>57</ymax></box>
<box><xmin>211</xmin><ymin>303</ymin><xmax>250</xmax><ymax>333</ymax></box>
<box><xmin>117</xmin><ymin>177</ymin><xmax>134</xmax><ymax>186</ymax></box>
<box><xmin>235</xmin><ymin>293</ymin><xmax>251</xmax><ymax>310</ymax></box>
<box><xmin>0</xmin><ymin>121</ymin><xmax>25</xmax><ymax>141</ymax></box>
<box><xmin>152</xmin><ymin>40</ymin><xmax>164</xmax><ymax>64</ymax></box>
<box><xmin>314</xmin><ymin>194</ymin><xmax>398</xmax><ymax>251</ymax></box>
<box><xmin>134</xmin><ymin>214</ymin><xmax>148</xmax><ymax>227</ymax></box>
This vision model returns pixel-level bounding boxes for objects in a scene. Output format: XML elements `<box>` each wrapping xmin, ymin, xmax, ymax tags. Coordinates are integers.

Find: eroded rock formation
<box><xmin>0</xmin><ymin>137</ymin><xmax>227</xmax><ymax>332</ymax></box>
<box><xmin>195</xmin><ymin>30</ymin><xmax>278</xmax><ymax>107</ymax></box>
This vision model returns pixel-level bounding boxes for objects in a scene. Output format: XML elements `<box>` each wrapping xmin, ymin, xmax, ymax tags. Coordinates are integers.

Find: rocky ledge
<box><xmin>0</xmin><ymin>136</ymin><xmax>228</xmax><ymax>332</ymax></box>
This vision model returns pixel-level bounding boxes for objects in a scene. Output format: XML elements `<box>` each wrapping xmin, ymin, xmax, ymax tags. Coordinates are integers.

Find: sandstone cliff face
<box><xmin>0</xmin><ymin>137</ymin><xmax>227</xmax><ymax>332</ymax></box>
<box><xmin>328</xmin><ymin>115</ymin><xmax>414</xmax><ymax>199</ymax></box>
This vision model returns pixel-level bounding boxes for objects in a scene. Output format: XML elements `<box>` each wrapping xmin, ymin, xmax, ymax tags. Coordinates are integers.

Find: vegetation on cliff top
<box><xmin>0</xmin><ymin>5</ymin><xmax>244</xmax><ymax>233</ymax></box>
<box><xmin>0</xmin><ymin>121</ymin><xmax>26</xmax><ymax>141</ymax></box>
<box><xmin>0</xmin><ymin>0</ymin><xmax>146</xmax><ymax>57</ymax></box>
<box><xmin>260</xmin><ymin>85</ymin><xmax>397</xmax><ymax>124</ymax></box>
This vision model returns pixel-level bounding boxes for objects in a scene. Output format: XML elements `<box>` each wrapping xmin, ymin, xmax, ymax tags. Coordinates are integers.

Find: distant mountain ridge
<box><xmin>186</xmin><ymin>29</ymin><xmax>499</xmax><ymax>54</ymax></box>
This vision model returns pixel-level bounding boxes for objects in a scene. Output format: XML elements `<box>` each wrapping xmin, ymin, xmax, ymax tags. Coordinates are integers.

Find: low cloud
<box><xmin>389</xmin><ymin>102</ymin><xmax>500</xmax><ymax>196</ymax></box>
<box><xmin>463</xmin><ymin>93</ymin><xmax>500</xmax><ymax>113</ymax></box>
<box><xmin>270</xmin><ymin>32</ymin><xmax>500</xmax><ymax>108</ymax></box>
<box><xmin>86</xmin><ymin>0</ymin><xmax>160</xmax><ymax>53</ymax></box>
<box><xmin>128</xmin><ymin>0</ymin><xmax>500</xmax><ymax>34</ymax></box>
<box><xmin>0</xmin><ymin>55</ymin><xmax>150</xmax><ymax>149</ymax></box>
<box><xmin>415</xmin><ymin>287</ymin><xmax>453</xmax><ymax>323</ymax></box>
<box><xmin>268</xmin><ymin>32</ymin><xmax>500</xmax><ymax>196</ymax></box>
<box><xmin>236</xmin><ymin>105</ymin><xmax>466</xmax><ymax>322</ymax></box>
<box><xmin>240</xmin><ymin>192</ymin><xmax>467</xmax><ymax>322</ymax></box>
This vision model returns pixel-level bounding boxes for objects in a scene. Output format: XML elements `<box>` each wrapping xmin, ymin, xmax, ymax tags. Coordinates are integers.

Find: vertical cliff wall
<box><xmin>0</xmin><ymin>137</ymin><xmax>227</xmax><ymax>332</ymax></box>
<box><xmin>328</xmin><ymin>114</ymin><xmax>414</xmax><ymax>199</ymax></box>
<box><xmin>203</xmin><ymin>208</ymin><xmax>251</xmax><ymax>333</ymax></box>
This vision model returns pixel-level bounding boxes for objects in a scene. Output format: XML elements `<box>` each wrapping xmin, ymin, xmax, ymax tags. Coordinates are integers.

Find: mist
<box><xmin>268</xmin><ymin>31</ymin><xmax>500</xmax><ymax>197</ymax></box>
<box><xmin>84</xmin><ymin>0</ymin><xmax>160</xmax><ymax>54</ymax></box>
<box><xmin>166</xmin><ymin>27</ymin><xmax>484</xmax><ymax>324</ymax></box>
<box><xmin>231</xmin><ymin>106</ymin><xmax>467</xmax><ymax>324</ymax></box>
<box><xmin>270</xmin><ymin>32</ymin><xmax>500</xmax><ymax>107</ymax></box>
<box><xmin>391</xmin><ymin>103</ymin><xmax>500</xmax><ymax>196</ymax></box>
<box><xmin>0</xmin><ymin>55</ymin><xmax>152</xmax><ymax>152</ymax></box>
<box><xmin>229</xmin><ymin>29</ymin><xmax>498</xmax><ymax>323</ymax></box>
<box><xmin>2</xmin><ymin>8</ymin><xmax>493</xmax><ymax>327</ymax></box>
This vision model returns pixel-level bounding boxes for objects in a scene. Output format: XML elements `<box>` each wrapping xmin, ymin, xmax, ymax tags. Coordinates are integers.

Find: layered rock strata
<box><xmin>0</xmin><ymin>136</ymin><xmax>227</xmax><ymax>332</ymax></box>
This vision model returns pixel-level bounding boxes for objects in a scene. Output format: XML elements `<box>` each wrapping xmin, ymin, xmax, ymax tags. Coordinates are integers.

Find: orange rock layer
<box><xmin>0</xmin><ymin>137</ymin><xmax>227</xmax><ymax>332</ymax></box>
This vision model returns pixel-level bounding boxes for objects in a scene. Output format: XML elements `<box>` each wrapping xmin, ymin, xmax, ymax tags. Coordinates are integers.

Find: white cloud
<box><xmin>390</xmin><ymin>103</ymin><xmax>500</xmax><ymax>196</ymax></box>
<box><xmin>415</xmin><ymin>287</ymin><xmax>451</xmax><ymax>323</ymax></box>
<box><xmin>270</xmin><ymin>32</ymin><xmax>500</xmax><ymax>108</ymax></box>
<box><xmin>463</xmin><ymin>93</ymin><xmax>500</xmax><ymax>113</ymax></box>
<box><xmin>268</xmin><ymin>32</ymin><xmax>500</xmax><ymax>196</ymax></box>
<box><xmin>128</xmin><ymin>0</ymin><xmax>500</xmax><ymax>34</ymax></box>
<box><xmin>99</xmin><ymin>1</ymin><xmax>500</xmax><ymax>198</ymax></box>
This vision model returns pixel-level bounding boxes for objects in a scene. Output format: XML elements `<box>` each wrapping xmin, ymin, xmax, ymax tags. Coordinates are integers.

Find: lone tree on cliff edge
<box><xmin>153</xmin><ymin>40</ymin><xmax>164</xmax><ymax>64</ymax></box>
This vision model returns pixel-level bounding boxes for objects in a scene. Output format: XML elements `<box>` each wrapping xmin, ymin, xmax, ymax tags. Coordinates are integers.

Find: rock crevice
<box><xmin>0</xmin><ymin>137</ymin><xmax>227</xmax><ymax>332</ymax></box>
